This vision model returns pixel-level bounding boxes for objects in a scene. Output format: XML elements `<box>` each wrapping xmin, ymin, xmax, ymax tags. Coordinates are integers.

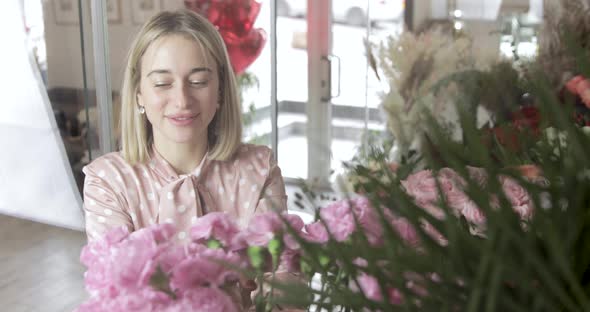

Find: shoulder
<box><xmin>82</xmin><ymin>151</ymin><xmax>134</xmax><ymax>177</ymax></box>
<box><xmin>233</xmin><ymin>143</ymin><xmax>274</xmax><ymax>164</ymax></box>
<box><xmin>211</xmin><ymin>144</ymin><xmax>275</xmax><ymax>179</ymax></box>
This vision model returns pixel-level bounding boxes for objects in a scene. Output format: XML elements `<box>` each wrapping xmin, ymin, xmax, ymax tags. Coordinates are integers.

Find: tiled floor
<box><xmin>0</xmin><ymin>214</ymin><xmax>87</xmax><ymax>312</ymax></box>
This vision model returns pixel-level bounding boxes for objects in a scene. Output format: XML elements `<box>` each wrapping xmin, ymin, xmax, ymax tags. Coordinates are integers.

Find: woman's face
<box><xmin>137</xmin><ymin>34</ymin><xmax>220</xmax><ymax>148</ymax></box>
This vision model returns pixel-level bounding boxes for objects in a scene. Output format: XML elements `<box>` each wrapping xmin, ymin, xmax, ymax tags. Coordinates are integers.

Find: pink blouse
<box><xmin>82</xmin><ymin>144</ymin><xmax>288</xmax><ymax>241</ymax></box>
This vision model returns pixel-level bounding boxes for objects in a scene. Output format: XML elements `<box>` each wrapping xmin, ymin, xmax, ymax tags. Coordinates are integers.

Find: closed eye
<box><xmin>190</xmin><ymin>80</ymin><xmax>207</xmax><ymax>87</ymax></box>
<box><xmin>154</xmin><ymin>82</ymin><xmax>172</xmax><ymax>88</ymax></box>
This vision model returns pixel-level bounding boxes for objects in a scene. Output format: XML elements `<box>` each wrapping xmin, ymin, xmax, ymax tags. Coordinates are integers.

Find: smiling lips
<box><xmin>167</xmin><ymin>113</ymin><xmax>199</xmax><ymax>127</ymax></box>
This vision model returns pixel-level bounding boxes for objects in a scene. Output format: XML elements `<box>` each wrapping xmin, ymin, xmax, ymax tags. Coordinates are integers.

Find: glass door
<box><xmin>327</xmin><ymin>0</ymin><xmax>404</xmax><ymax>184</ymax></box>
<box><xmin>275</xmin><ymin>0</ymin><xmax>405</xmax><ymax>186</ymax></box>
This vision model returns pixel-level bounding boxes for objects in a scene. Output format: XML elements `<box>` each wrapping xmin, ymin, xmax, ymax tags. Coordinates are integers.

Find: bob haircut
<box><xmin>119</xmin><ymin>9</ymin><xmax>242</xmax><ymax>164</ymax></box>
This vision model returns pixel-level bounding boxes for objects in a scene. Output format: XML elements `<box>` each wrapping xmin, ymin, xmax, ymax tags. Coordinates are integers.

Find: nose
<box><xmin>174</xmin><ymin>83</ymin><xmax>191</xmax><ymax>109</ymax></box>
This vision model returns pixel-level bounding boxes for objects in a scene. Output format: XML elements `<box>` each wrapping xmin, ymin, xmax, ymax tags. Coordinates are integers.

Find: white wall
<box><xmin>43</xmin><ymin>0</ymin><xmax>184</xmax><ymax>92</ymax></box>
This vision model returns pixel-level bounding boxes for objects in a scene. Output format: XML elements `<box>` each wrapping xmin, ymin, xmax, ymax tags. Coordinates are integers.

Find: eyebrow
<box><xmin>146</xmin><ymin>67</ymin><xmax>212</xmax><ymax>77</ymax></box>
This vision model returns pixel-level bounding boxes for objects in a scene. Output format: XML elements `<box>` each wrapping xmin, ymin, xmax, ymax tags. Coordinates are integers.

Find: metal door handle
<box><xmin>320</xmin><ymin>54</ymin><xmax>341</xmax><ymax>101</ymax></box>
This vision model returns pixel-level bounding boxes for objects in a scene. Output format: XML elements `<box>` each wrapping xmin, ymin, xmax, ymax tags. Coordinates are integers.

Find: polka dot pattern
<box><xmin>82</xmin><ymin>144</ymin><xmax>288</xmax><ymax>242</ymax></box>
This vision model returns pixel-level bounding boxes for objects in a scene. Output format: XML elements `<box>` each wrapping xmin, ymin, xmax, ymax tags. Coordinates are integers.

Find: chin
<box><xmin>166</xmin><ymin>130</ymin><xmax>204</xmax><ymax>144</ymax></box>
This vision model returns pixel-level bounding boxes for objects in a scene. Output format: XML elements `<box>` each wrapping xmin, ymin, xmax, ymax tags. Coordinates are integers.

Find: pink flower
<box><xmin>566</xmin><ymin>75</ymin><xmax>590</xmax><ymax>108</ymax></box>
<box><xmin>402</xmin><ymin>170</ymin><xmax>439</xmax><ymax>203</ymax></box>
<box><xmin>108</xmin><ymin>228</ymin><xmax>169</xmax><ymax>290</ymax></box>
<box><xmin>349</xmin><ymin>197</ymin><xmax>383</xmax><ymax>245</ymax></box>
<box><xmin>170</xmin><ymin>248</ymin><xmax>242</xmax><ymax>291</ymax></box>
<box><xmin>389</xmin><ymin>217</ymin><xmax>419</xmax><ymax>247</ymax></box>
<box><xmin>356</xmin><ymin>273</ymin><xmax>403</xmax><ymax>305</ymax></box>
<box><xmin>566</xmin><ymin>75</ymin><xmax>585</xmax><ymax>94</ymax></box>
<box><xmin>403</xmin><ymin>168</ymin><xmax>488</xmax><ymax>227</ymax></box>
<box><xmin>420</xmin><ymin>221</ymin><xmax>448</xmax><ymax>246</ymax></box>
<box><xmin>402</xmin><ymin>169</ymin><xmax>467</xmax><ymax>219</ymax></box>
<box><xmin>314</xmin><ymin>197</ymin><xmax>382</xmax><ymax>245</ymax></box>
<box><xmin>75</xmin><ymin>288</ymin><xmax>172</xmax><ymax>312</ymax></box>
<box><xmin>80</xmin><ymin>224</ymin><xmax>176</xmax><ymax>297</ymax></box>
<box><xmin>357</xmin><ymin>273</ymin><xmax>381</xmax><ymax>301</ymax></box>
<box><xmin>157</xmin><ymin>244</ymin><xmax>189</xmax><ymax>275</ymax></box>
<box><xmin>461</xmin><ymin>203</ymin><xmax>486</xmax><ymax>225</ymax></box>
<box><xmin>190</xmin><ymin>212</ymin><xmax>244</xmax><ymax>251</ymax></box>
<box><xmin>165</xmin><ymin>287</ymin><xmax>238</xmax><ymax>312</ymax></box>
<box><xmin>315</xmin><ymin>200</ymin><xmax>355</xmax><ymax>242</ymax></box>
<box><xmin>79</xmin><ymin>226</ymin><xmax>130</xmax><ymax>295</ymax></box>
<box><xmin>500</xmin><ymin>176</ymin><xmax>534</xmax><ymax>220</ymax></box>
<box><xmin>303</xmin><ymin>221</ymin><xmax>329</xmax><ymax>243</ymax></box>
<box><xmin>149</xmin><ymin>223</ymin><xmax>177</xmax><ymax>243</ymax></box>
<box><xmin>243</xmin><ymin>212</ymin><xmax>304</xmax><ymax>249</ymax></box>
<box><xmin>80</xmin><ymin>226</ymin><xmax>129</xmax><ymax>267</ymax></box>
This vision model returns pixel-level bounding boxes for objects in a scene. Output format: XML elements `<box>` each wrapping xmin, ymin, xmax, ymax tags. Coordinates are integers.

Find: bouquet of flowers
<box><xmin>76</xmin><ymin>212</ymin><xmax>306</xmax><ymax>312</ymax></box>
<box><xmin>270</xmin><ymin>2</ymin><xmax>590</xmax><ymax>310</ymax></box>
<box><xmin>370</xmin><ymin>24</ymin><xmax>491</xmax><ymax>160</ymax></box>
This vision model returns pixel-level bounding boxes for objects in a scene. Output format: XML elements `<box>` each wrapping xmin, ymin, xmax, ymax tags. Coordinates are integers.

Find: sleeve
<box><xmin>255</xmin><ymin>148</ymin><xmax>288</xmax><ymax>214</ymax></box>
<box><xmin>82</xmin><ymin>162</ymin><xmax>133</xmax><ymax>240</ymax></box>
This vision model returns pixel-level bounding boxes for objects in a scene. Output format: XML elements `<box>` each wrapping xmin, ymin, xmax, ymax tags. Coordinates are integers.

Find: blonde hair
<box><xmin>120</xmin><ymin>9</ymin><xmax>242</xmax><ymax>164</ymax></box>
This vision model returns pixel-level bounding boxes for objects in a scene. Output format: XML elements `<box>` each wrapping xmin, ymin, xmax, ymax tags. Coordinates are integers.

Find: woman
<box><xmin>82</xmin><ymin>10</ymin><xmax>287</xmax><ymax>242</ymax></box>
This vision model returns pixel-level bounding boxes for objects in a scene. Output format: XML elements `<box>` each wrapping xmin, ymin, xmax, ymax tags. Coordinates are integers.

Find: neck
<box><xmin>153</xmin><ymin>135</ymin><xmax>208</xmax><ymax>175</ymax></box>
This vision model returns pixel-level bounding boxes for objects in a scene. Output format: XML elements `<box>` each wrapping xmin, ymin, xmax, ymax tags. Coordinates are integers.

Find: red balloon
<box><xmin>184</xmin><ymin>0</ymin><xmax>266</xmax><ymax>75</ymax></box>
<box><xmin>185</xmin><ymin>0</ymin><xmax>261</xmax><ymax>36</ymax></box>
<box><xmin>222</xmin><ymin>28</ymin><xmax>266</xmax><ymax>75</ymax></box>
<box><xmin>208</xmin><ymin>0</ymin><xmax>261</xmax><ymax>36</ymax></box>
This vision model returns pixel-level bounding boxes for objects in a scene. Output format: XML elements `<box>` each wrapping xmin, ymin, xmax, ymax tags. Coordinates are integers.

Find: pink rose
<box><xmin>315</xmin><ymin>197</ymin><xmax>383</xmax><ymax>245</ymax></box>
<box><xmin>75</xmin><ymin>288</ymin><xmax>172</xmax><ymax>312</ymax></box>
<box><xmin>403</xmin><ymin>169</ymin><xmax>468</xmax><ymax>220</ymax></box>
<box><xmin>389</xmin><ymin>216</ymin><xmax>420</xmax><ymax>247</ymax></box>
<box><xmin>166</xmin><ymin>287</ymin><xmax>238</xmax><ymax>312</ymax></box>
<box><xmin>244</xmin><ymin>212</ymin><xmax>304</xmax><ymax>249</ymax></box>
<box><xmin>576</xmin><ymin>78</ymin><xmax>590</xmax><ymax>96</ymax></box>
<box><xmin>303</xmin><ymin>221</ymin><xmax>329</xmax><ymax>243</ymax></box>
<box><xmin>157</xmin><ymin>244</ymin><xmax>189</xmax><ymax>275</ymax></box>
<box><xmin>356</xmin><ymin>273</ymin><xmax>402</xmax><ymax>305</ymax></box>
<box><xmin>109</xmin><ymin>229</ymin><xmax>168</xmax><ymax>290</ymax></box>
<box><xmin>80</xmin><ymin>226</ymin><xmax>131</xmax><ymax>295</ymax></box>
<box><xmin>357</xmin><ymin>273</ymin><xmax>381</xmax><ymax>301</ymax></box>
<box><xmin>581</xmin><ymin>89</ymin><xmax>590</xmax><ymax>108</ymax></box>
<box><xmin>500</xmin><ymin>177</ymin><xmax>534</xmax><ymax>220</ymax></box>
<box><xmin>317</xmin><ymin>200</ymin><xmax>356</xmax><ymax>242</ymax></box>
<box><xmin>566</xmin><ymin>75</ymin><xmax>585</xmax><ymax>94</ymax></box>
<box><xmin>349</xmin><ymin>197</ymin><xmax>383</xmax><ymax>245</ymax></box>
<box><xmin>170</xmin><ymin>248</ymin><xmax>242</xmax><ymax>291</ymax></box>
<box><xmin>420</xmin><ymin>221</ymin><xmax>448</xmax><ymax>246</ymax></box>
<box><xmin>149</xmin><ymin>223</ymin><xmax>177</xmax><ymax>243</ymax></box>
<box><xmin>82</xmin><ymin>224</ymin><xmax>176</xmax><ymax>296</ymax></box>
<box><xmin>80</xmin><ymin>226</ymin><xmax>129</xmax><ymax>267</ymax></box>
<box><xmin>402</xmin><ymin>170</ymin><xmax>439</xmax><ymax>203</ymax></box>
<box><xmin>190</xmin><ymin>212</ymin><xmax>244</xmax><ymax>251</ymax></box>
<box><xmin>461</xmin><ymin>202</ymin><xmax>486</xmax><ymax>225</ymax></box>
<box><xmin>500</xmin><ymin>176</ymin><xmax>534</xmax><ymax>220</ymax></box>
<box><xmin>416</xmin><ymin>201</ymin><xmax>446</xmax><ymax>220</ymax></box>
